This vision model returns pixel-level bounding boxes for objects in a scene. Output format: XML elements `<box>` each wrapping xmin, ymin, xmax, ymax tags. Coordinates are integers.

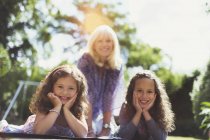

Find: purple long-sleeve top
<box><xmin>118</xmin><ymin>103</ymin><xmax>167</xmax><ymax>140</ymax></box>
<box><xmin>77</xmin><ymin>53</ymin><xmax>123</xmax><ymax>120</ymax></box>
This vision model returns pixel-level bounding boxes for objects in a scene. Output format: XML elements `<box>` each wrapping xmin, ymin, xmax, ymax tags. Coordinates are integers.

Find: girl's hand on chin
<box><xmin>142</xmin><ymin>97</ymin><xmax>156</xmax><ymax>112</ymax></box>
<box><xmin>133</xmin><ymin>93</ymin><xmax>142</xmax><ymax>113</ymax></box>
<box><xmin>63</xmin><ymin>94</ymin><xmax>77</xmax><ymax>109</ymax></box>
<box><xmin>48</xmin><ymin>92</ymin><xmax>62</xmax><ymax>107</ymax></box>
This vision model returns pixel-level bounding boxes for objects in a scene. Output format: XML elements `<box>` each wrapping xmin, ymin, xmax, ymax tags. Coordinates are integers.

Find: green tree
<box><xmin>0</xmin><ymin>2</ymin><xmax>199</xmax><ymax>136</ymax></box>
<box><xmin>127</xmin><ymin>43</ymin><xmax>163</xmax><ymax>69</ymax></box>
<box><xmin>0</xmin><ymin>63</ymin><xmax>28</xmax><ymax>120</ymax></box>
<box><xmin>0</xmin><ymin>44</ymin><xmax>11</xmax><ymax>77</ymax></box>
<box><xmin>199</xmin><ymin>102</ymin><xmax>210</xmax><ymax>134</ymax></box>
<box><xmin>193</xmin><ymin>60</ymin><xmax>210</xmax><ymax>136</ymax></box>
<box><xmin>170</xmin><ymin>71</ymin><xmax>202</xmax><ymax>137</ymax></box>
<box><xmin>155</xmin><ymin>67</ymin><xmax>183</xmax><ymax>95</ymax></box>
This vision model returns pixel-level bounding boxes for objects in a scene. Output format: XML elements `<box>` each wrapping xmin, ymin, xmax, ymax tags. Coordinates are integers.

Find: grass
<box><xmin>168</xmin><ymin>136</ymin><xmax>202</xmax><ymax>140</ymax></box>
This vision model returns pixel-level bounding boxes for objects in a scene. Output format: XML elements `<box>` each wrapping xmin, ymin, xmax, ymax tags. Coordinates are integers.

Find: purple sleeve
<box><xmin>118</xmin><ymin>103</ymin><xmax>167</xmax><ymax>140</ymax></box>
<box><xmin>146</xmin><ymin>119</ymin><xmax>167</xmax><ymax>140</ymax></box>
<box><xmin>118</xmin><ymin>104</ymin><xmax>137</xmax><ymax>140</ymax></box>
<box><xmin>102</xmin><ymin>66</ymin><xmax>123</xmax><ymax>113</ymax></box>
<box><xmin>77</xmin><ymin>53</ymin><xmax>95</xmax><ymax>104</ymax></box>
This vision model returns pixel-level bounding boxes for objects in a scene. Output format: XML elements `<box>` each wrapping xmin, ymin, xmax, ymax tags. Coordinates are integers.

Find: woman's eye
<box><xmin>68</xmin><ymin>87</ymin><xmax>76</xmax><ymax>91</ymax></box>
<box><xmin>106</xmin><ymin>40</ymin><xmax>111</xmax><ymax>43</ymax></box>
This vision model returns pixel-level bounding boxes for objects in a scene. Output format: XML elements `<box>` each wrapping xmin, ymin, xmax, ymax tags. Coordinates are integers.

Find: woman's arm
<box><xmin>100</xmin><ymin>71</ymin><xmax>119</xmax><ymax>136</ymax></box>
<box><xmin>101</xmin><ymin>67</ymin><xmax>123</xmax><ymax>131</ymax></box>
<box><xmin>98</xmin><ymin>111</ymin><xmax>112</xmax><ymax>136</ymax></box>
<box><xmin>77</xmin><ymin>53</ymin><xmax>95</xmax><ymax>135</ymax></box>
<box><xmin>102</xmin><ymin>66</ymin><xmax>123</xmax><ymax>114</ymax></box>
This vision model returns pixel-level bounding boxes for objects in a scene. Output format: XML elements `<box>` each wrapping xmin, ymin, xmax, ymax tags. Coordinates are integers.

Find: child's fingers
<box><xmin>149</xmin><ymin>96</ymin><xmax>156</xmax><ymax>106</ymax></box>
<box><xmin>72</xmin><ymin>93</ymin><xmax>77</xmax><ymax>100</ymax></box>
<box><xmin>47</xmin><ymin>92</ymin><xmax>53</xmax><ymax>98</ymax></box>
<box><xmin>133</xmin><ymin>93</ymin><xmax>138</xmax><ymax>107</ymax></box>
<box><xmin>69</xmin><ymin>95</ymin><xmax>77</xmax><ymax>105</ymax></box>
<box><xmin>69</xmin><ymin>93</ymin><xmax>77</xmax><ymax>104</ymax></box>
<box><xmin>132</xmin><ymin>93</ymin><xmax>136</xmax><ymax>106</ymax></box>
<box><xmin>65</xmin><ymin>94</ymin><xmax>77</xmax><ymax>109</ymax></box>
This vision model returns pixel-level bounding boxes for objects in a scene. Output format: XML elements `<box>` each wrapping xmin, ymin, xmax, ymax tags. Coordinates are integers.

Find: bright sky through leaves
<box><xmin>38</xmin><ymin>0</ymin><xmax>210</xmax><ymax>74</ymax></box>
<box><xmin>125</xmin><ymin>0</ymin><xmax>210</xmax><ymax>73</ymax></box>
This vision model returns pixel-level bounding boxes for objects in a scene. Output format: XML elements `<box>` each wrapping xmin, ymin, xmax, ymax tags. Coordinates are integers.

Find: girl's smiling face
<box><xmin>133</xmin><ymin>78</ymin><xmax>156</xmax><ymax>109</ymax></box>
<box><xmin>53</xmin><ymin>76</ymin><xmax>78</xmax><ymax>104</ymax></box>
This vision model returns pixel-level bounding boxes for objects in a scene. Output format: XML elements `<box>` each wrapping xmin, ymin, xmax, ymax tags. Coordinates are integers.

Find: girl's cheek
<box><xmin>136</xmin><ymin>93</ymin><xmax>141</xmax><ymax>99</ymax></box>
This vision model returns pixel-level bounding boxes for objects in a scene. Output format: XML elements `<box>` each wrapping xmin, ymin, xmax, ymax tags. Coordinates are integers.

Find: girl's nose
<box><xmin>141</xmin><ymin>92</ymin><xmax>147</xmax><ymax>97</ymax></box>
<box><xmin>62</xmin><ymin>88</ymin><xmax>69</xmax><ymax>95</ymax></box>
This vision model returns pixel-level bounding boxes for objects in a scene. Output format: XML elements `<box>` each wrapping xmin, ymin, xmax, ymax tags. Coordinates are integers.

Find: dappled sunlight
<box><xmin>80</xmin><ymin>5</ymin><xmax>113</xmax><ymax>34</ymax></box>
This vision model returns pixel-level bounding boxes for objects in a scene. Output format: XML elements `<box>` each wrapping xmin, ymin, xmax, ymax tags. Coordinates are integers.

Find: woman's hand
<box><xmin>98</xmin><ymin>128</ymin><xmax>110</xmax><ymax>137</ymax></box>
<box><xmin>87</xmin><ymin>129</ymin><xmax>96</xmax><ymax>137</ymax></box>
<box><xmin>47</xmin><ymin>92</ymin><xmax>62</xmax><ymax>108</ymax></box>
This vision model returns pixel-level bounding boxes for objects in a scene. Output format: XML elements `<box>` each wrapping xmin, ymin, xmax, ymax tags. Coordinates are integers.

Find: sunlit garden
<box><xmin>1</xmin><ymin>0</ymin><xmax>210</xmax><ymax>139</ymax></box>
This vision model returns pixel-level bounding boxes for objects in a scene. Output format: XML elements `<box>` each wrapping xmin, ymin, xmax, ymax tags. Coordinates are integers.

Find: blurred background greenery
<box><xmin>0</xmin><ymin>0</ymin><xmax>210</xmax><ymax>139</ymax></box>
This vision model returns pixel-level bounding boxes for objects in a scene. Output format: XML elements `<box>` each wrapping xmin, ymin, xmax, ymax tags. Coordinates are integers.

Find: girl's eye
<box><xmin>135</xmin><ymin>89</ymin><xmax>143</xmax><ymax>94</ymax></box>
<box><xmin>58</xmin><ymin>85</ymin><xmax>63</xmax><ymax>88</ymax></box>
<box><xmin>147</xmin><ymin>90</ymin><xmax>154</xmax><ymax>95</ymax></box>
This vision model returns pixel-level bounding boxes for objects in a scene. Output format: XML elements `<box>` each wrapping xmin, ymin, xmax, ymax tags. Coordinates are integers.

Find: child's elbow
<box><xmin>76</xmin><ymin>131</ymin><xmax>88</xmax><ymax>138</ymax></box>
<box><xmin>81</xmin><ymin>132</ymin><xmax>88</xmax><ymax>138</ymax></box>
<box><xmin>33</xmin><ymin>127</ymin><xmax>46</xmax><ymax>135</ymax></box>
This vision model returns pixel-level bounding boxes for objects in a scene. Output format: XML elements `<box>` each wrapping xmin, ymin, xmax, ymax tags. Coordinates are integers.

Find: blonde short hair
<box><xmin>87</xmin><ymin>25</ymin><xmax>122</xmax><ymax>69</ymax></box>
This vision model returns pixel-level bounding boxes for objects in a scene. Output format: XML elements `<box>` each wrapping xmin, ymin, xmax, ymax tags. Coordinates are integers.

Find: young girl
<box><xmin>77</xmin><ymin>25</ymin><xmax>124</xmax><ymax>137</ymax></box>
<box><xmin>27</xmin><ymin>65</ymin><xmax>89</xmax><ymax>138</ymax></box>
<box><xmin>118</xmin><ymin>70</ymin><xmax>175</xmax><ymax>140</ymax></box>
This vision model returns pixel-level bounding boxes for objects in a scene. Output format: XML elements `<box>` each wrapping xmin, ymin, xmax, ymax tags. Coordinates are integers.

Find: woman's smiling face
<box><xmin>133</xmin><ymin>78</ymin><xmax>156</xmax><ymax>109</ymax></box>
<box><xmin>94</xmin><ymin>35</ymin><xmax>113</xmax><ymax>60</ymax></box>
<box><xmin>53</xmin><ymin>76</ymin><xmax>78</xmax><ymax>104</ymax></box>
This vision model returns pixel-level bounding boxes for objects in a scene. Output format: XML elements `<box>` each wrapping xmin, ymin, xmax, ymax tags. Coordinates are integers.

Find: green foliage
<box><xmin>169</xmin><ymin>71</ymin><xmax>202</xmax><ymax>137</ymax></box>
<box><xmin>127</xmin><ymin>43</ymin><xmax>163</xmax><ymax>69</ymax></box>
<box><xmin>30</xmin><ymin>66</ymin><xmax>46</xmax><ymax>81</ymax></box>
<box><xmin>200</xmin><ymin>102</ymin><xmax>210</xmax><ymax>133</ymax></box>
<box><xmin>0</xmin><ymin>45</ymin><xmax>11</xmax><ymax>77</ymax></box>
<box><xmin>0</xmin><ymin>2</ymin><xmax>204</xmax><ymax>138</ymax></box>
<box><xmin>0</xmin><ymin>0</ymin><xmax>36</xmax><ymax>63</ymax></box>
<box><xmin>0</xmin><ymin>62</ymin><xmax>28</xmax><ymax>119</ymax></box>
<box><xmin>156</xmin><ymin>67</ymin><xmax>183</xmax><ymax>95</ymax></box>
<box><xmin>193</xmin><ymin>60</ymin><xmax>210</xmax><ymax>135</ymax></box>
<box><xmin>0</xmin><ymin>0</ymin><xmax>81</xmax><ymax>65</ymax></box>
<box><xmin>205</xmin><ymin>1</ymin><xmax>210</xmax><ymax>13</ymax></box>
<box><xmin>73</xmin><ymin>4</ymin><xmax>201</xmax><ymax>137</ymax></box>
